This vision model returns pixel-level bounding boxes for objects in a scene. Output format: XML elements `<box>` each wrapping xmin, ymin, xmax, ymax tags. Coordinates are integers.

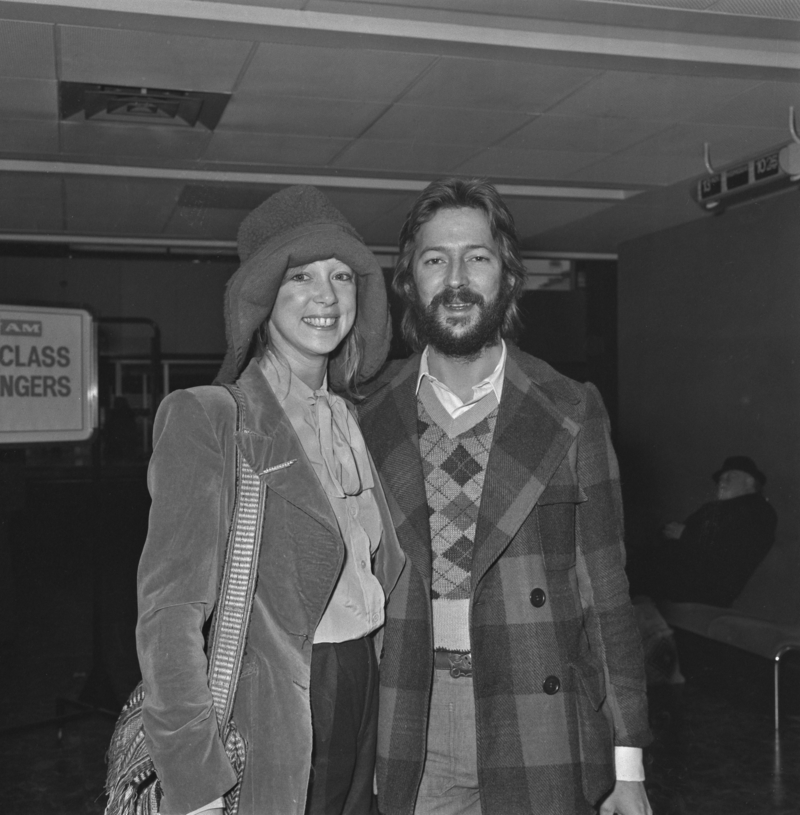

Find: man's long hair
<box><xmin>393</xmin><ymin>178</ymin><xmax>526</xmax><ymax>353</ymax></box>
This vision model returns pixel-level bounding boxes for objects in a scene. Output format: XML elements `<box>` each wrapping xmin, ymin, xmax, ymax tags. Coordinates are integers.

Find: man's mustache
<box><xmin>428</xmin><ymin>288</ymin><xmax>485</xmax><ymax>310</ymax></box>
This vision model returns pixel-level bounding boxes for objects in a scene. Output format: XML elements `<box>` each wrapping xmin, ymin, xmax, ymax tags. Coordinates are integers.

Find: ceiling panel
<box><xmin>496</xmin><ymin>114</ymin><xmax>670</xmax><ymax>154</ymax></box>
<box><xmin>240</xmin><ymin>42</ymin><xmax>434</xmax><ymax>102</ymax></box>
<box><xmin>549</xmin><ymin>71</ymin><xmax>763</xmax><ymax>121</ymax></box>
<box><xmin>454</xmin><ymin>147</ymin><xmax>608</xmax><ymax>179</ymax></box>
<box><xmin>0</xmin><ymin>20</ymin><xmax>55</xmax><ymax>80</ymax></box>
<box><xmin>60</xmin><ymin>122</ymin><xmax>213</xmax><ymax>161</ymax></box>
<box><xmin>1</xmin><ymin>0</ymin><xmax>796</xmax><ymax>254</ymax></box>
<box><xmin>205</xmin><ymin>131</ymin><xmax>351</xmax><ymax>165</ymax></box>
<box><xmin>218</xmin><ymin>94</ymin><xmax>388</xmax><ymax>138</ymax></box>
<box><xmin>625</xmin><ymin>121</ymin><xmax>789</xmax><ymax>164</ymax></box>
<box><xmin>400</xmin><ymin>57</ymin><xmax>602</xmax><ymax>113</ymax></box>
<box><xmin>64</xmin><ymin>177</ymin><xmax>185</xmax><ymax>235</ymax></box>
<box><xmin>0</xmin><ymin>120</ymin><xmax>59</xmax><ymax>154</ymax></box>
<box><xmin>323</xmin><ymin>188</ymin><xmax>417</xmax><ymax>238</ymax></box>
<box><xmin>508</xmin><ymin>197</ymin><xmax>616</xmax><ymax>239</ymax></box>
<box><xmin>332</xmin><ymin>139</ymin><xmax>476</xmax><ymax>173</ymax></box>
<box><xmin>58</xmin><ymin>25</ymin><xmax>253</xmax><ymax>92</ymax></box>
<box><xmin>0</xmin><ymin>173</ymin><xmax>63</xmax><ymax>232</ymax></box>
<box><xmin>0</xmin><ymin>78</ymin><xmax>57</xmax><ymax>120</ymax></box>
<box><xmin>712</xmin><ymin>0</ymin><xmax>800</xmax><ymax>20</ymax></box>
<box><xmin>569</xmin><ymin>153</ymin><xmax>704</xmax><ymax>184</ymax></box>
<box><xmin>531</xmin><ymin>174</ymin><xmax>711</xmax><ymax>253</ymax></box>
<box><xmin>360</xmin><ymin>103</ymin><xmax>534</xmax><ymax>146</ymax></box>
<box><xmin>684</xmin><ymin>79</ymin><xmax>800</xmax><ymax>128</ymax></box>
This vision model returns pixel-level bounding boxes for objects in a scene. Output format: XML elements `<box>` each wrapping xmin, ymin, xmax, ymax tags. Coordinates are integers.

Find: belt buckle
<box><xmin>448</xmin><ymin>652</ymin><xmax>472</xmax><ymax>678</ymax></box>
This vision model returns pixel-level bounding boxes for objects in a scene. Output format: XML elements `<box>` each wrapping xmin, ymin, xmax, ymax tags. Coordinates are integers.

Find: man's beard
<box><xmin>412</xmin><ymin>284</ymin><xmax>510</xmax><ymax>359</ymax></box>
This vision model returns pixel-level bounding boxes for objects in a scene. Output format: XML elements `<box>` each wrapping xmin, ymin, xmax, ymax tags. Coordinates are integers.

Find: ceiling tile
<box><xmin>332</xmin><ymin>139</ymin><xmax>475</xmax><ymax>173</ymax></box>
<box><xmin>0</xmin><ymin>20</ymin><xmax>55</xmax><ymax>80</ymax></box>
<box><xmin>360</xmin><ymin>104</ymin><xmax>533</xmax><ymax>146</ymax></box>
<box><xmin>400</xmin><ymin>57</ymin><xmax>601</xmax><ymax>113</ymax></box>
<box><xmin>0</xmin><ymin>120</ymin><xmax>59</xmax><ymax>154</ymax></box>
<box><xmin>508</xmin><ymin>198</ymin><xmax>615</xmax><ymax>240</ymax></box>
<box><xmin>59</xmin><ymin>25</ymin><xmax>252</xmax><ymax>92</ymax></box>
<box><xmin>64</xmin><ymin>177</ymin><xmax>184</xmax><ymax>235</ymax></box>
<box><xmin>218</xmin><ymin>94</ymin><xmax>387</xmax><ymax>138</ymax></box>
<box><xmin>323</xmin><ymin>188</ymin><xmax>416</xmax><ymax>237</ymax></box>
<box><xmin>0</xmin><ymin>173</ymin><xmax>62</xmax><ymax>232</ymax></box>
<box><xmin>684</xmin><ymin>79</ymin><xmax>800</xmax><ymax>128</ymax></box>
<box><xmin>625</xmin><ymin>122</ymin><xmax>788</xmax><ymax>164</ymax></box>
<box><xmin>549</xmin><ymin>71</ymin><xmax>762</xmax><ymax>121</ymax></box>
<box><xmin>568</xmin><ymin>153</ymin><xmax>703</xmax><ymax>185</ymax></box>
<box><xmin>60</xmin><ymin>122</ymin><xmax>213</xmax><ymax>161</ymax></box>
<box><xmin>240</xmin><ymin>42</ymin><xmax>434</xmax><ymax>103</ymax></box>
<box><xmin>205</xmin><ymin>131</ymin><xmax>351</xmax><ymax>165</ymax></box>
<box><xmin>454</xmin><ymin>147</ymin><xmax>607</xmax><ymax>180</ymax></box>
<box><xmin>0</xmin><ymin>78</ymin><xmax>58</xmax><ymax>120</ymax></box>
<box><xmin>497</xmin><ymin>114</ymin><xmax>670</xmax><ymax>154</ymax></box>
<box><xmin>712</xmin><ymin>0</ymin><xmax>800</xmax><ymax>21</ymax></box>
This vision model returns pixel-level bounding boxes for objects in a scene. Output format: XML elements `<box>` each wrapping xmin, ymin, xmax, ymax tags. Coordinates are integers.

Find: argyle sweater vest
<box><xmin>417</xmin><ymin>379</ymin><xmax>499</xmax><ymax>652</ymax></box>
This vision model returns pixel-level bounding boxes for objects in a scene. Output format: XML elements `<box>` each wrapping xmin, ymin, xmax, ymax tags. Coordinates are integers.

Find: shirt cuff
<box><xmin>187</xmin><ymin>797</ymin><xmax>224</xmax><ymax>815</ymax></box>
<box><xmin>614</xmin><ymin>746</ymin><xmax>645</xmax><ymax>781</ymax></box>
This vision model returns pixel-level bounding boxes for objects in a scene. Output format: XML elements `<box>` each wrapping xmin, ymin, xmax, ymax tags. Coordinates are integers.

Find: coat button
<box><xmin>543</xmin><ymin>675</ymin><xmax>561</xmax><ymax>695</ymax></box>
<box><xmin>529</xmin><ymin>588</ymin><xmax>546</xmax><ymax>608</ymax></box>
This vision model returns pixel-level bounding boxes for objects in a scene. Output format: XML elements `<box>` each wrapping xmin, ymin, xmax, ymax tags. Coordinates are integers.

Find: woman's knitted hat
<box><xmin>215</xmin><ymin>185</ymin><xmax>391</xmax><ymax>388</ymax></box>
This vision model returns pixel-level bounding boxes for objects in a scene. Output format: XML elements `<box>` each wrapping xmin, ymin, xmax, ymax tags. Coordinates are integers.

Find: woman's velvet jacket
<box><xmin>136</xmin><ymin>360</ymin><xmax>405</xmax><ymax>815</ymax></box>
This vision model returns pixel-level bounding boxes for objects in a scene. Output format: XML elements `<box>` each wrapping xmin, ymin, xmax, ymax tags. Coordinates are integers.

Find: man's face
<box><xmin>716</xmin><ymin>469</ymin><xmax>757</xmax><ymax>501</ymax></box>
<box><xmin>410</xmin><ymin>207</ymin><xmax>508</xmax><ymax>357</ymax></box>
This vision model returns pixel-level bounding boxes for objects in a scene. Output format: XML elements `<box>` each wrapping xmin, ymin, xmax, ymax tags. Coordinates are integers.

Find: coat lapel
<box><xmin>472</xmin><ymin>349</ymin><xmax>581</xmax><ymax>584</ymax></box>
<box><xmin>233</xmin><ymin>361</ymin><xmax>339</xmax><ymax>538</ymax></box>
<box><xmin>363</xmin><ymin>356</ymin><xmax>433</xmax><ymax>593</ymax></box>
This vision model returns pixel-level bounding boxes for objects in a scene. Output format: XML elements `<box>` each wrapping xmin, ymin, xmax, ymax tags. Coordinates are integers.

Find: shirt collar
<box><xmin>258</xmin><ymin>349</ymin><xmax>327</xmax><ymax>407</ymax></box>
<box><xmin>416</xmin><ymin>339</ymin><xmax>507</xmax><ymax>402</ymax></box>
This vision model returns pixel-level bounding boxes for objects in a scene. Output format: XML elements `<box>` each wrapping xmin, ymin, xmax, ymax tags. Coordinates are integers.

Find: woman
<box><xmin>136</xmin><ymin>186</ymin><xmax>405</xmax><ymax>815</ymax></box>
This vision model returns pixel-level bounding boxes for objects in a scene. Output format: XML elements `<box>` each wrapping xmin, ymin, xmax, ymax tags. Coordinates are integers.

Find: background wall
<box><xmin>618</xmin><ymin>189</ymin><xmax>800</xmax><ymax>554</ymax></box>
<box><xmin>1</xmin><ymin>253</ymin><xmax>236</xmax><ymax>356</ymax></box>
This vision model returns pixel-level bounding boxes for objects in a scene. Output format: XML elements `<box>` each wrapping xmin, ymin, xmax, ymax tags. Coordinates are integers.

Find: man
<box><xmin>630</xmin><ymin>455</ymin><xmax>777</xmax><ymax>607</ymax></box>
<box><xmin>359</xmin><ymin>179</ymin><xmax>651</xmax><ymax>815</ymax></box>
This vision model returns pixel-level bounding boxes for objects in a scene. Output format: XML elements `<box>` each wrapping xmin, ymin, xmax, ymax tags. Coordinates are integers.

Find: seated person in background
<box><xmin>629</xmin><ymin>455</ymin><xmax>777</xmax><ymax>608</ymax></box>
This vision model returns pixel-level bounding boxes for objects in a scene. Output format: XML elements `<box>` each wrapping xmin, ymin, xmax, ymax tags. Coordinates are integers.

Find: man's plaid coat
<box><xmin>359</xmin><ymin>345</ymin><xmax>651</xmax><ymax>815</ymax></box>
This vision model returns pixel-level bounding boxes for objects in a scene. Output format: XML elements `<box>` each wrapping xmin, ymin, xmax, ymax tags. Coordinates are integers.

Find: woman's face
<box><xmin>267</xmin><ymin>257</ymin><xmax>357</xmax><ymax>367</ymax></box>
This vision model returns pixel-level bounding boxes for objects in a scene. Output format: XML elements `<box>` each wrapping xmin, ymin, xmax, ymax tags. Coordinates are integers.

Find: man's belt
<box><xmin>434</xmin><ymin>650</ymin><xmax>472</xmax><ymax>678</ymax></box>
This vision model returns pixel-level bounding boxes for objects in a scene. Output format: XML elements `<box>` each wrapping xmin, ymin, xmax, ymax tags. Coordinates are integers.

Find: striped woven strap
<box><xmin>206</xmin><ymin>384</ymin><xmax>267</xmax><ymax>733</ymax></box>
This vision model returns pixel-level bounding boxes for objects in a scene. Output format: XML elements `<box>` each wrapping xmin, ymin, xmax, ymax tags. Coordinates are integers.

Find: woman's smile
<box><xmin>303</xmin><ymin>315</ymin><xmax>340</xmax><ymax>329</ymax></box>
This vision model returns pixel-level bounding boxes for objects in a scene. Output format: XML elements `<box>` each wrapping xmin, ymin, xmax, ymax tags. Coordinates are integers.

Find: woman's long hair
<box><xmin>393</xmin><ymin>178</ymin><xmax>526</xmax><ymax>353</ymax></box>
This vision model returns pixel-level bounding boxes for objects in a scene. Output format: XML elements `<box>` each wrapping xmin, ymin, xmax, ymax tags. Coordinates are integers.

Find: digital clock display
<box><xmin>698</xmin><ymin>174</ymin><xmax>722</xmax><ymax>199</ymax></box>
<box><xmin>754</xmin><ymin>152</ymin><xmax>780</xmax><ymax>182</ymax></box>
<box><xmin>726</xmin><ymin>165</ymin><xmax>750</xmax><ymax>190</ymax></box>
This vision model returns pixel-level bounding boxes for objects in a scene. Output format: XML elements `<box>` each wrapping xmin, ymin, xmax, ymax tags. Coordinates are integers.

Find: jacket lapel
<box><xmin>472</xmin><ymin>349</ymin><xmax>581</xmax><ymax>584</ymax></box>
<box><xmin>365</xmin><ymin>357</ymin><xmax>433</xmax><ymax>593</ymax></box>
<box><xmin>233</xmin><ymin>361</ymin><xmax>339</xmax><ymax>538</ymax></box>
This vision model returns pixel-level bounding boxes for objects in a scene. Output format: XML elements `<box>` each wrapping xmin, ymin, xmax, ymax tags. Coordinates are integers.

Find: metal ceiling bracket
<box><xmin>789</xmin><ymin>107</ymin><xmax>800</xmax><ymax>145</ymax></box>
<box><xmin>703</xmin><ymin>142</ymin><xmax>717</xmax><ymax>175</ymax></box>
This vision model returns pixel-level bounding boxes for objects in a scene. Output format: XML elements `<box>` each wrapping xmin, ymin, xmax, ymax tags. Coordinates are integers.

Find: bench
<box><xmin>658</xmin><ymin>544</ymin><xmax>800</xmax><ymax>728</ymax></box>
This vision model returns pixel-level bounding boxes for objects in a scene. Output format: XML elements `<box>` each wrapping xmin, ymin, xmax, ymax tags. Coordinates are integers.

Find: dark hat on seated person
<box><xmin>215</xmin><ymin>185</ymin><xmax>390</xmax><ymax>388</ymax></box>
<box><xmin>712</xmin><ymin>455</ymin><xmax>766</xmax><ymax>486</ymax></box>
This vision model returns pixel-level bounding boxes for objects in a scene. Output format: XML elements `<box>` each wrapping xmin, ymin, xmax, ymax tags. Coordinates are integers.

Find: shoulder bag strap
<box><xmin>206</xmin><ymin>383</ymin><xmax>268</xmax><ymax>733</ymax></box>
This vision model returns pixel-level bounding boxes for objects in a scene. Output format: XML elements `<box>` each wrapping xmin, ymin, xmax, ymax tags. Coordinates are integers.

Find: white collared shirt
<box><xmin>416</xmin><ymin>340</ymin><xmax>507</xmax><ymax>419</ymax></box>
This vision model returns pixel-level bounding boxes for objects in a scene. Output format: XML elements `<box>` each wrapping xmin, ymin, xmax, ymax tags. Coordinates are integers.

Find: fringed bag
<box><xmin>105</xmin><ymin>385</ymin><xmax>266</xmax><ymax>815</ymax></box>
